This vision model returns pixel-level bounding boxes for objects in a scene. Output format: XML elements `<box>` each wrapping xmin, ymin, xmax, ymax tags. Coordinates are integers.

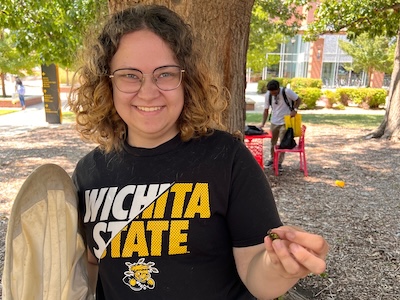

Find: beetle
<box><xmin>267</xmin><ymin>229</ymin><xmax>280</xmax><ymax>241</ymax></box>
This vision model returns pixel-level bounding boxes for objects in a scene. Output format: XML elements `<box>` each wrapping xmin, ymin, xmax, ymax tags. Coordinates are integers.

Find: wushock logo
<box><xmin>123</xmin><ymin>258</ymin><xmax>159</xmax><ymax>291</ymax></box>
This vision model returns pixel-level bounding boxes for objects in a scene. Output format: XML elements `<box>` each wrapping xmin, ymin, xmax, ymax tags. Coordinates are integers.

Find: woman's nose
<box><xmin>137</xmin><ymin>74</ymin><xmax>159</xmax><ymax>96</ymax></box>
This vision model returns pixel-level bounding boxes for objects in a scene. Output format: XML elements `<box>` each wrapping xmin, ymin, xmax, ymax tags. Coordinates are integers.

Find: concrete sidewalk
<box><xmin>0</xmin><ymin>102</ymin><xmax>65</xmax><ymax>137</ymax></box>
<box><xmin>0</xmin><ymin>103</ymin><xmax>47</xmax><ymax>125</ymax></box>
<box><xmin>0</xmin><ymin>79</ymin><xmax>71</xmax><ymax>136</ymax></box>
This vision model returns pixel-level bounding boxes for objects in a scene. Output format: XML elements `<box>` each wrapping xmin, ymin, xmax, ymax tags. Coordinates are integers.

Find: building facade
<box><xmin>262</xmin><ymin>3</ymin><xmax>387</xmax><ymax>88</ymax></box>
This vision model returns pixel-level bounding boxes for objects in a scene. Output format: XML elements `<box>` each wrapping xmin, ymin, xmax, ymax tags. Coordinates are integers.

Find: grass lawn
<box><xmin>0</xmin><ymin>109</ymin><xmax>76</xmax><ymax>122</ymax></box>
<box><xmin>0</xmin><ymin>109</ymin><xmax>384</xmax><ymax>129</ymax></box>
<box><xmin>245</xmin><ymin>112</ymin><xmax>384</xmax><ymax>129</ymax></box>
<box><xmin>0</xmin><ymin>109</ymin><xmax>18</xmax><ymax>116</ymax></box>
<box><xmin>61</xmin><ymin>111</ymin><xmax>76</xmax><ymax>123</ymax></box>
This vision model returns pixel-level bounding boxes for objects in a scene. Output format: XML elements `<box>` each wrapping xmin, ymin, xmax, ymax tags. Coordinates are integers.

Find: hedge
<box><xmin>289</xmin><ymin>78</ymin><xmax>323</xmax><ymax>89</ymax></box>
<box><xmin>336</xmin><ymin>88</ymin><xmax>387</xmax><ymax>108</ymax></box>
<box><xmin>295</xmin><ymin>88</ymin><xmax>322</xmax><ymax>109</ymax></box>
<box><xmin>257</xmin><ymin>77</ymin><xmax>322</xmax><ymax>94</ymax></box>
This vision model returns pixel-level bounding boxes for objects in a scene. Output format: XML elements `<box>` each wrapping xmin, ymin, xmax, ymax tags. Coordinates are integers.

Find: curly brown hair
<box><xmin>69</xmin><ymin>4</ymin><xmax>228</xmax><ymax>153</ymax></box>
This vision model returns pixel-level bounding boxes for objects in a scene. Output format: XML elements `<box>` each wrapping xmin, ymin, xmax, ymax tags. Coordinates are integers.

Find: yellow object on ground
<box><xmin>335</xmin><ymin>180</ymin><xmax>345</xmax><ymax>188</ymax></box>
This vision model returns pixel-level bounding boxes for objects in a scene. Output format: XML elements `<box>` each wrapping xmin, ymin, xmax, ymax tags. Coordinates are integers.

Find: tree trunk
<box><xmin>107</xmin><ymin>0</ymin><xmax>254</xmax><ymax>134</ymax></box>
<box><xmin>367</xmin><ymin>30</ymin><xmax>400</xmax><ymax>141</ymax></box>
<box><xmin>1</xmin><ymin>73</ymin><xmax>6</xmax><ymax>97</ymax></box>
<box><xmin>367</xmin><ymin>67</ymin><xmax>373</xmax><ymax>88</ymax></box>
<box><xmin>66</xmin><ymin>67</ymin><xmax>70</xmax><ymax>86</ymax></box>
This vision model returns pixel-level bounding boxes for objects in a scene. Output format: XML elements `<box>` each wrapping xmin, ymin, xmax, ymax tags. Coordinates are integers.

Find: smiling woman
<box><xmin>109</xmin><ymin>30</ymin><xmax>186</xmax><ymax>148</ymax></box>
<box><xmin>67</xmin><ymin>5</ymin><xmax>328</xmax><ymax>300</ymax></box>
<box><xmin>69</xmin><ymin>5</ymin><xmax>227</xmax><ymax>153</ymax></box>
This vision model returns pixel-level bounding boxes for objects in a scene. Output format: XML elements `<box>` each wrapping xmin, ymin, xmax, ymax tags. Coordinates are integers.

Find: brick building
<box><xmin>262</xmin><ymin>3</ymin><xmax>388</xmax><ymax>88</ymax></box>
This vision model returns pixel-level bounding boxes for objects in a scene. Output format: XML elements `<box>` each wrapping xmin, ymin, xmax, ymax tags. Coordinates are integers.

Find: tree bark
<box><xmin>107</xmin><ymin>0</ymin><xmax>254</xmax><ymax>134</ymax></box>
<box><xmin>367</xmin><ymin>30</ymin><xmax>400</xmax><ymax>141</ymax></box>
<box><xmin>1</xmin><ymin>73</ymin><xmax>6</xmax><ymax>98</ymax></box>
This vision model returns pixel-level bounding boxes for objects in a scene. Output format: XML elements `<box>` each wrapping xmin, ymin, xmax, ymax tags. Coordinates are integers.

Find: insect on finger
<box><xmin>267</xmin><ymin>229</ymin><xmax>280</xmax><ymax>241</ymax></box>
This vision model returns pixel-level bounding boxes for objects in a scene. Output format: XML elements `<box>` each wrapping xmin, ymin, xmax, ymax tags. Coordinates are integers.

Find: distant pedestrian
<box><xmin>15</xmin><ymin>77</ymin><xmax>26</xmax><ymax>110</ymax></box>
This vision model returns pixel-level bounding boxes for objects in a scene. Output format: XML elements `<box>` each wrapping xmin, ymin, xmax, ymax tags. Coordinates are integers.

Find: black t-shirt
<box><xmin>72</xmin><ymin>130</ymin><xmax>282</xmax><ymax>300</ymax></box>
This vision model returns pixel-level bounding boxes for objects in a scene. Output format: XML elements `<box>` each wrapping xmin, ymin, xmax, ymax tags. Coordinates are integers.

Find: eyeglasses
<box><xmin>109</xmin><ymin>65</ymin><xmax>185</xmax><ymax>93</ymax></box>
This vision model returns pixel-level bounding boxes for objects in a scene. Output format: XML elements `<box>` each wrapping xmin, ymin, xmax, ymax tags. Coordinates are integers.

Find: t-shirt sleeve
<box><xmin>227</xmin><ymin>141</ymin><xmax>282</xmax><ymax>247</ymax></box>
<box><xmin>264</xmin><ymin>91</ymin><xmax>271</xmax><ymax>109</ymax></box>
<box><xmin>286</xmin><ymin>88</ymin><xmax>299</xmax><ymax>102</ymax></box>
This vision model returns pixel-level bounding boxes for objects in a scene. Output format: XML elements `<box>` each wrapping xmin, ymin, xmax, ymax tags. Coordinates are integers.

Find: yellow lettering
<box><xmin>141</xmin><ymin>191</ymin><xmax>169</xmax><ymax>219</ymax></box>
<box><xmin>146</xmin><ymin>221</ymin><xmax>169</xmax><ymax>256</ymax></box>
<box><xmin>169</xmin><ymin>220</ymin><xmax>189</xmax><ymax>255</ymax></box>
<box><xmin>184</xmin><ymin>183</ymin><xmax>210</xmax><ymax>218</ymax></box>
<box><xmin>122</xmin><ymin>221</ymin><xmax>149</xmax><ymax>257</ymax></box>
<box><xmin>141</xmin><ymin>202</ymin><xmax>155</xmax><ymax>219</ymax></box>
<box><xmin>170</xmin><ymin>183</ymin><xmax>193</xmax><ymax>218</ymax></box>
<box><xmin>110</xmin><ymin>225</ymin><xmax>128</xmax><ymax>258</ymax></box>
<box><xmin>111</xmin><ymin>232</ymin><xmax>121</xmax><ymax>258</ymax></box>
<box><xmin>153</xmin><ymin>192</ymin><xmax>168</xmax><ymax>218</ymax></box>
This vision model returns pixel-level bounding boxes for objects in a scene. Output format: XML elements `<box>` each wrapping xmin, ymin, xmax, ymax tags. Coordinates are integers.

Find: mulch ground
<box><xmin>0</xmin><ymin>123</ymin><xmax>399</xmax><ymax>299</ymax></box>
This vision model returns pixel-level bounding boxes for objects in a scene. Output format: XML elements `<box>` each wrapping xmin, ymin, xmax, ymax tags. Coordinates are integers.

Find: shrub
<box><xmin>257</xmin><ymin>77</ymin><xmax>287</xmax><ymax>94</ymax></box>
<box><xmin>337</xmin><ymin>103</ymin><xmax>346</xmax><ymax>110</ymax></box>
<box><xmin>363</xmin><ymin>89</ymin><xmax>387</xmax><ymax>109</ymax></box>
<box><xmin>323</xmin><ymin>90</ymin><xmax>339</xmax><ymax>108</ymax></box>
<box><xmin>336</xmin><ymin>88</ymin><xmax>352</xmax><ymax>106</ymax></box>
<box><xmin>290</xmin><ymin>78</ymin><xmax>323</xmax><ymax>90</ymax></box>
<box><xmin>295</xmin><ymin>88</ymin><xmax>322</xmax><ymax>109</ymax></box>
<box><xmin>281</xmin><ymin>78</ymin><xmax>291</xmax><ymax>87</ymax></box>
<box><xmin>257</xmin><ymin>80</ymin><xmax>267</xmax><ymax>93</ymax></box>
<box><xmin>336</xmin><ymin>88</ymin><xmax>386</xmax><ymax>108</ymax></box>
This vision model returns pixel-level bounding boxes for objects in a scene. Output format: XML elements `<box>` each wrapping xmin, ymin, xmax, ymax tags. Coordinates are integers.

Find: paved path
<box><xmin>0</xmin><ymin>103</ymin><xmax>56</xmax><ymax>137</ymax></box>
<box><xmin>0</xmin><ymin>78</ymin><xmax>70</xmax><ymax>137</ymax></box>
<box><xmin>0</xmin><ymin>98</ymin><xmax>71</xmax><ymax>137</ymax></box>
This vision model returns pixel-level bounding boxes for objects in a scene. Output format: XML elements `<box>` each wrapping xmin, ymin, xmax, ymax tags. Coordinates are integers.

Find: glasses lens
<box><xmin>112</xmin><ymin>69</ymin><xmax>143</xmax><ymax>93</ymax></box>
<box><xmin>153</xmin><ymin>66</ymin><xmax>183</xmax><ymax>91</ymax></box>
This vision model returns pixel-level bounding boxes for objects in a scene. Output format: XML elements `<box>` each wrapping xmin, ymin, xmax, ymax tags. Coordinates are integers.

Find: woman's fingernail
<box><xmin>290</xmin><ymin>243</ymin><xmax>300</xmax><ymax>253</ymax></box>
<box><xmin>286</xmin><ymin>231</ymin><xmax>295</xmax><ymax>240</ymax></box>
<box><xmin>274</xmin><ymin>239</ymin><xmax>283</xmax><ymax>249</ymax></box>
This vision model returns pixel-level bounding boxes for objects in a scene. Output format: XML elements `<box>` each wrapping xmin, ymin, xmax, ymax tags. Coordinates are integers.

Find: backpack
<box><xmin>279</xmin><ymin>127</ymin><xmax>297</xmax><ymax>149</ymax></box>
<box><xmin>269</xmin><ymin>87</ymin><xmax>293</xmax><ymax>111</ymax></box>
<box><xmin>244</xmin><ymin>125</ymin><xmax>264</xmax><ymax>135</ymax></box>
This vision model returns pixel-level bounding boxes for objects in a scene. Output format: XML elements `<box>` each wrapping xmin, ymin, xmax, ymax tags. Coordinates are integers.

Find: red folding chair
<box><xmin>273</xmin><ymin>125</ymin><xmax>308</xmax><ymax>176</ymax></box>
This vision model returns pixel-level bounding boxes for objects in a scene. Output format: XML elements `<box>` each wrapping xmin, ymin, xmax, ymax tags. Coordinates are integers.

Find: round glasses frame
<box><xmin>109</xmin><ymin>65</ymin><xmax>185</xmax><ymax>93</ymax></box>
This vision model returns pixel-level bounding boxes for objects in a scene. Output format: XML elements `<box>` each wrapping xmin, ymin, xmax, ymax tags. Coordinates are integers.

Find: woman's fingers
<box><xmin>270</xmin><ymin>226</ymin><xmax>329</xmax><ymax>258</ymax></box>
<box><xmin>265</xmin><ymin>226</ymin><xmax>329</xmax><ymax>277</ymax></box>
<box><xmin>265</xmin><ymin>236</ymin><xmax>308</xmax><ymax>278</ymax></box>
<box><xmin>288</xmin><ymin>242</ymin><xmax>327</xmax><ymax>275</ymax></box>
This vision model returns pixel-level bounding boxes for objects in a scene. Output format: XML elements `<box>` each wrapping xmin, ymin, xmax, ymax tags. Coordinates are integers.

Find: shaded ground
<box><xmin>0</xmin><ymin>123</ymin><xmax>399</xmax><ymax>299</ymax></box>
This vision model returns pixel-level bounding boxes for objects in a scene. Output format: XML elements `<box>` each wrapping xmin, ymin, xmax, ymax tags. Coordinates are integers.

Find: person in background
<box><xmin>260</xmin><ymin>79</ymin><xmax>301</xmax><ymax>172</ymax></box>
<box><xmin>15</xmin><ymin>76</ymin><xmax>26</xmax><ymax>110</ymax></box>
<box><xmin>69</xmin><ymin>5</ymin><xmax>328</xmax><ymax>300</ymax></box>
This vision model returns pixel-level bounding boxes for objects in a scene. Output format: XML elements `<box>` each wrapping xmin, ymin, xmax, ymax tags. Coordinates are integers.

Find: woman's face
<box><xmin>110</xmin><ymin>30</ymin><xmax>184</xmax><ymax>148</ymax></box>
